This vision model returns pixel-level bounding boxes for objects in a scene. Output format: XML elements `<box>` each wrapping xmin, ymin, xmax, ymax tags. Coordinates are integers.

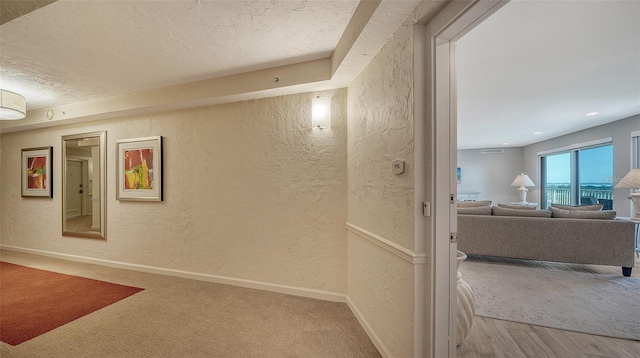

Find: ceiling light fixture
<box><xmin>503</xmin><ymin>142</ymin><xmax>509</xmax><ymax>146</ymax></box>
<box><xmin>0</xmin><ymin>89</ymin><xmax>26</xmax><ymax>120</ymax></box>
<box><xmin>585</xmin><ymin>112</ymin><xmax>599</xmax><ymax>116</ymax></box>
<box><xmin>533</xmin><ymin>131</ymin><xmax>542</xmax><ymax>135</ymax></box>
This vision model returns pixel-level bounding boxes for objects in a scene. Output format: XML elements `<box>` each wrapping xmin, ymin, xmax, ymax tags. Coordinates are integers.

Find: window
<box><xmin>540</xmin><ymin>143</ymin><xmax>613</xmax><ymax>209</ymax></box>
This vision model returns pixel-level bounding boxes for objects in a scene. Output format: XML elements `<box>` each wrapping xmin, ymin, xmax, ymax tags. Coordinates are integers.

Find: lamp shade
<box><xmin>0</xmin><ymin>89</ymin><xmax>26</xmax><ymax>120</ymax></box>
<box><xmin>511</xmin><ymin>173</ymin><xmax>535</xmax><ymax>187</ymax></box>
<box><xmin>614</xmin><ymin>169</ymin><xmax>640</xmax><ymax>189</ymax></box>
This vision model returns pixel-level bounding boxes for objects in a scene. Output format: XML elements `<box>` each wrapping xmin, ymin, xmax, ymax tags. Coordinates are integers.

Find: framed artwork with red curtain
<box><xmin>21</xmin><ymin>147</ymin><xmax>53</xmax><ymax>198</ymax></box>
<box><xmin>116</xmin><ymin>136</ymin><xmax>163</xmax><ymax>201</ymax></box>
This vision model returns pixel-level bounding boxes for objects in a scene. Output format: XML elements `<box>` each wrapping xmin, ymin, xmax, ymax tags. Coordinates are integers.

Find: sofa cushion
<box><xmin>491</xmin><ymin>206</ymin><xmax>552</xmax><ymax>218</ymax></box>
<box><xmin>457</xmin><ymin>206</ymin><xmax>492</xmax><ymax>215</ymax></box>
<box><xmin>549</xmin><ymin>206</ymin><xmax>616</xmax><ymax>219</ymax></box>
<box><xmin>497</xmin><ymin>203</ymin><xmax>536</xmax><ymax>210</ymax></box>
<box><xmin>458</xmin><ymin>200</ymin><xmax>492</xmax><ymax>207</ymax></box>
<box><xmin>550</xmin><ymin>204</ymin><xmax>603</xmax><ymax>211</ymax></box>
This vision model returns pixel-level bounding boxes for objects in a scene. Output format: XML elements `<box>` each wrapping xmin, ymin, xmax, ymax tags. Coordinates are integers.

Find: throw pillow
<box><xmin>491</xmin><ymin>206</ymin><xmax>552</xmax><ymax>218</ymax></box>
<box><xmin>549</xmin><ymin>206</ymin><xmax>616</xmax><ymax>220</ymax></box>
<box><xmin>497</xmin><ymin>203</ymin><xmax>536</xmax><ymax>210</ymax></box>
<box><xmin>550</xmin><ymin>204</ymin><xmax>603</xmax><ymax>211</ymax></box>
<box><xmin>457</xmin><ymin>206</ymin><xmax>492</xmax><ymax>215</ymax></box>
<box><xmin>457</xmin><ymin>200</ymin><xmax>491</xmax><ymax>208</ymax></box>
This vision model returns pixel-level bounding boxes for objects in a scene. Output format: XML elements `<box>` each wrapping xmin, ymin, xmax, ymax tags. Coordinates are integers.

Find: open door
<box><xmin>418</xmin><ymin>1</ymin><xmax>509</xmax><ymax>356</ymax></box>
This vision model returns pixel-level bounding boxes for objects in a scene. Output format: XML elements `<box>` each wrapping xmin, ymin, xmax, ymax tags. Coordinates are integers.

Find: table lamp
<box><xmin>614</xmin><ymin>169</ymin><xmax>640</xmax><ymax>220</ymax></box>
<box><xmin>511</xmin><ymin>173</ymin><xmax>535</xmax><ymax>204</ymax></box>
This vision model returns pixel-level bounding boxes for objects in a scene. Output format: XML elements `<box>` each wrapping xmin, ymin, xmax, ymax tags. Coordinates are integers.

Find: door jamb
<box><xmin>415</xmin><ymin>0</ymin><xmax>510</xmax><ymax>356</ymax></box>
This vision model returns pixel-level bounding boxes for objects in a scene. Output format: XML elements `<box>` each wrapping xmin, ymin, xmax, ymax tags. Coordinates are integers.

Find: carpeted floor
<box><xmin>0</xmin><ymin>250</ymin><xmax>380</xmax><ymax>358</ymax></box>
<box><xmin>0</xmin><ymin>262</ymin><xmax>144</xmax><ymax>346</ymax></box>
<box><xmin>462</xmin><ymin>256</ymin><xmax>640</xmax><ymax>341</ymax></box>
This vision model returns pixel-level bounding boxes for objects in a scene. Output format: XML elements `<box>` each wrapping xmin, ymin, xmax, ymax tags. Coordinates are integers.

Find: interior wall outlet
<box><xmin>392</xmin><ymin>160</ymin><xmax>405</xmax><ymax>175</ymax></box>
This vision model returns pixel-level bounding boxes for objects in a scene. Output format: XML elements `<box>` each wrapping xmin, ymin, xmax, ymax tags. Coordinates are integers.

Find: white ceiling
<box><xmin>456</xmin><ymin>0</ymin><xmax>640</xmax><ymax>150</ymax></box>
<box><xmin>0</xmin><ymin>0</ymin><xmax>359</xmax><ymax>111</ymax></box>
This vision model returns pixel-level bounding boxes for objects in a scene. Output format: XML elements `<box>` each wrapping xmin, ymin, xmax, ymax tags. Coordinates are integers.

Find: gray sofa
<box><xmin>457</xmin><ymin>214</ymin><xmax>636</xmax><ymax>276</ymax></box>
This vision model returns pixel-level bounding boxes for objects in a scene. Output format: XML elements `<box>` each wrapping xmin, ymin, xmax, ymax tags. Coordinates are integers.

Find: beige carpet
<box><xmin>462</xmin><ymin>256</ymin><xmax>640</xmax><ymax>341</ymax></box>
<box><xmin>0</xmin><ymin>250</ymin><xmax>380</xmax><ymax>358</ymax></box>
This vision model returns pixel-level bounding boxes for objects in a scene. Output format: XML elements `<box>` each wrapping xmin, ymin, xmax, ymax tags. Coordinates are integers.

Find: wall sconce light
<box><xmin>0</xmin><ymin>89</ymin><xmax>26</xmax><ymax>120</ymax></box>
<box><xmin>312</xmin><ymin>95</ymin><xmax>330</xmax><ymax>129</ymax></box>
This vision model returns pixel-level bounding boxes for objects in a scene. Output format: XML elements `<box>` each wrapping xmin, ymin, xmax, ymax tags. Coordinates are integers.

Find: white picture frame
<box><xmin>21</xmin><ymin>147</ymin><xmax>53</xmax><ymax>198</ymax></box>
<box><xmin>116</xmin><ymin>136</ymin><xmax>163</xmax><ymax>201</ymax></box>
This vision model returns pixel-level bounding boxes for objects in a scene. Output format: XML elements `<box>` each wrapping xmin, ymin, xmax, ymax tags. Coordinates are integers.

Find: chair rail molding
<box><xmin>345</xmin><ymin>222</ymin><xmax>425</xmax><ymax>264</ymax></box>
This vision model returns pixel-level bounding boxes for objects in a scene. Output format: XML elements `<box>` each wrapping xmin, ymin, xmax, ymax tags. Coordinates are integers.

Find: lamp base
<box><xmin>517</xmin><ymin>186</ymin><xmax>528</xmax><ymax>204</ymax></box>
<box><xmin>630</xmin><ymin>192</ymin><xmax>640</xmax><ymax>221</ymax></box>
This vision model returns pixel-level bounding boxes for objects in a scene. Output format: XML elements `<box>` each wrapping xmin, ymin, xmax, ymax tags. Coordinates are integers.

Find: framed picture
<box><xmin>457</xmin><ymin>167</ymin><xmax>461</xmax><ymax>184</ymax></box>
<box><xmin>116</xmin><ymin>136</ymin><xmax>163</xmax><ymax>201</ymax></box>
<box><xmin>22</xmin><ymin>147</ymin><xmax>53</xmax><ymax>197</ymax></box>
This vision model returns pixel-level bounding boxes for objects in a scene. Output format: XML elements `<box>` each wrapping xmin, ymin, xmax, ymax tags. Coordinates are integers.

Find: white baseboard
<box><xmin>0</xmin><ymin>245</ymin><xmax>346</xmax><ymax>303</ymax></box>
<box><xmin>346</xmin><ymin>296</ymin><xmax>391</xmax><ymax>358</ymax></box>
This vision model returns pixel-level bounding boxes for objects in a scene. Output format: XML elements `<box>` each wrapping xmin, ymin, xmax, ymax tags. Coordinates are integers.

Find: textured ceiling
<box><xmin>0</xmin><ymin>0</ymin><xmax>359</xmax><ymax>111</ymax></box>
<box><xmin>0</xmin><ymin>0</ymin><xmax>56</xmax><ymax>25</ymax></box>
<box><xmin>456</xmin><ymin>0</ymin><xmax>640</xmax><ymax>149</ymax></box>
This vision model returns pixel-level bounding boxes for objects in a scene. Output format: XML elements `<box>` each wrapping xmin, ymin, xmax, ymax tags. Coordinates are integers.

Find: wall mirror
<box><xmin>62</xmin><ymin>131</ymin><xmax>106</xmax><ymax>239</ymax></box>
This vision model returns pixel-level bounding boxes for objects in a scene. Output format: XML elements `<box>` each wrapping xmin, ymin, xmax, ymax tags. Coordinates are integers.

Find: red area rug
<box><xmin>0</xmin><ymin>261</ymin><xmax>144</xmax><ymax>345</ymax></box>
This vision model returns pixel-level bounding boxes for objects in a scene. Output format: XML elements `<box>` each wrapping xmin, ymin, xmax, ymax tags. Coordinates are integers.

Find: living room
<box><xmin>453</xmin><ymin>1</ymin><xmax>640</xmax><ymax>356</ymax></box>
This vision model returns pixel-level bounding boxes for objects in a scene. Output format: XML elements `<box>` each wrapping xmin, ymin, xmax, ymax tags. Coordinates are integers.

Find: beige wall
<box><xmin>347</xmin><ymin>21</ymin><xmax>415</xmax><ymax>251</ymax></box>
<box><xmin>347</xmin><ymin>19</ymin><xmax>416</xmax><ymax>358</ymax></box>
<box><xmin>457</xmin><ymin>148</ymin><xmax>525</xmax><ymax>204</ymax></box>
<box><xmin>0</xmin><ymin>90</ymin><xmax>348</xmax><ymax>295</ymax></box>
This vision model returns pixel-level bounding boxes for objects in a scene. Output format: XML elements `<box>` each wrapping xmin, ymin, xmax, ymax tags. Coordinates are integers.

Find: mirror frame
<box><xmin>61</xmin><ymin>131</ymin><xmax>106</xmax><ymax>239</ymax></box>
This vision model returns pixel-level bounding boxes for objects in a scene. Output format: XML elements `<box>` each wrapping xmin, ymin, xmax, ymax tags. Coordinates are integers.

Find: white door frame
<box><xmin>415</xmin><ymin>0</ymin><xmax>509</xmax><ymax>356</ymax></box>
<box><xmin>65</xmin><ymin>159</ymin><xmax>84</xmax><ymax>219</ymax></box>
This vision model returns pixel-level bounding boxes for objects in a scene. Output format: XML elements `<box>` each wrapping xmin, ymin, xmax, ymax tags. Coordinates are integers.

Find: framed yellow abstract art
<box><xmin>116</xmin><ymin>136</ymin><xmax>163</xmax><ymax>201</ymax></box>
<box><xmin>21</xmin><ymin>147</ymin><xmax>53</xmax><ymax>197</ymax></box>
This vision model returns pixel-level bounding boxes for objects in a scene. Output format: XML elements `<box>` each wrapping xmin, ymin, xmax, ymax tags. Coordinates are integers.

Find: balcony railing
<box><xmin>545</xmin><ymin>188</ymin><xmax>613</xmax><ymax>206</ymax></box>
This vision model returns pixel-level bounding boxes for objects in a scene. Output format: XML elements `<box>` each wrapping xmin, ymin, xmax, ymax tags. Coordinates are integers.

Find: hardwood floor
<box><xmin>457</xmin><ymin>317</ymin><xmax>640</xmax><ymax>358</ymax></box>
<box><xmin>457</xmin><ymin>255</ymin><xmax>640</xmax><ymax>357</ymax></box>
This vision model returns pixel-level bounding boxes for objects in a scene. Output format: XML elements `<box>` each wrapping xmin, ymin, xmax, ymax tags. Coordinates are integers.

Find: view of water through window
<box><xmin>542</xmin><ymin>144</ymin><xmax>613</xmax><ymax>208</ymax></box>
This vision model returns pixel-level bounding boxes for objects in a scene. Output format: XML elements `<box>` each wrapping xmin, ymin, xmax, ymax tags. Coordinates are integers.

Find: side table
<box><xmin>508</xmin><ymin>202</ymin><xmax>538</xmax><ymax>209</ymax></box>
<box><xmin>617</xmin><ymin>217</ymin><xmax>640</xmax><ymax>258</ymax></box>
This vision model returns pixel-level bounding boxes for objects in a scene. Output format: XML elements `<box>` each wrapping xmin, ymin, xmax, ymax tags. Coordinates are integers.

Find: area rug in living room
<box><xmin>0</xmin><ymin>262</ymin><xmax>144</xmax><ymax>346</ymax></box>
<box><xmin>462</xmin><ymin>259</ymin><xmax>640</xmax><ymax>341</ymax></box>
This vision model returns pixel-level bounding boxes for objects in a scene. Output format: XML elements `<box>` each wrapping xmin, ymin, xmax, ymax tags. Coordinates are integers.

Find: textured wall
<box><xmin>346</xmin><ymin>18</ymin><xmax>416</xmax><ymax>358</ymax></box>
<box><xmin>347</xmin><ymin>231</ymin><xmax>414</xmax><ymax>358</ymax></box>
<box><xmin>0</xmin><ymin>90</ymin><xmax>348</xmax><ymax>294</ymax></box>
<box><xmin>347</xmin><ymin>22</ymin><xmax>415</xmax><ymax>251</ymax></box>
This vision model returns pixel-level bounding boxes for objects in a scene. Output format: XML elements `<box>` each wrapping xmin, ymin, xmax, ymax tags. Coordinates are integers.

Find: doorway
<box><xmin>65</xmin><ymin>159</ymin><xmax>83</xmax><ymax>219</ymax></box>
<box><xmin>65</xmin><ymin>159</ymin><xmax>93</xmax><ymax>234</ymax></box>
<box><xmin>418</xmin><ymin>1</ymin><xmax>509</xmax><ymax>356</ymax></box>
